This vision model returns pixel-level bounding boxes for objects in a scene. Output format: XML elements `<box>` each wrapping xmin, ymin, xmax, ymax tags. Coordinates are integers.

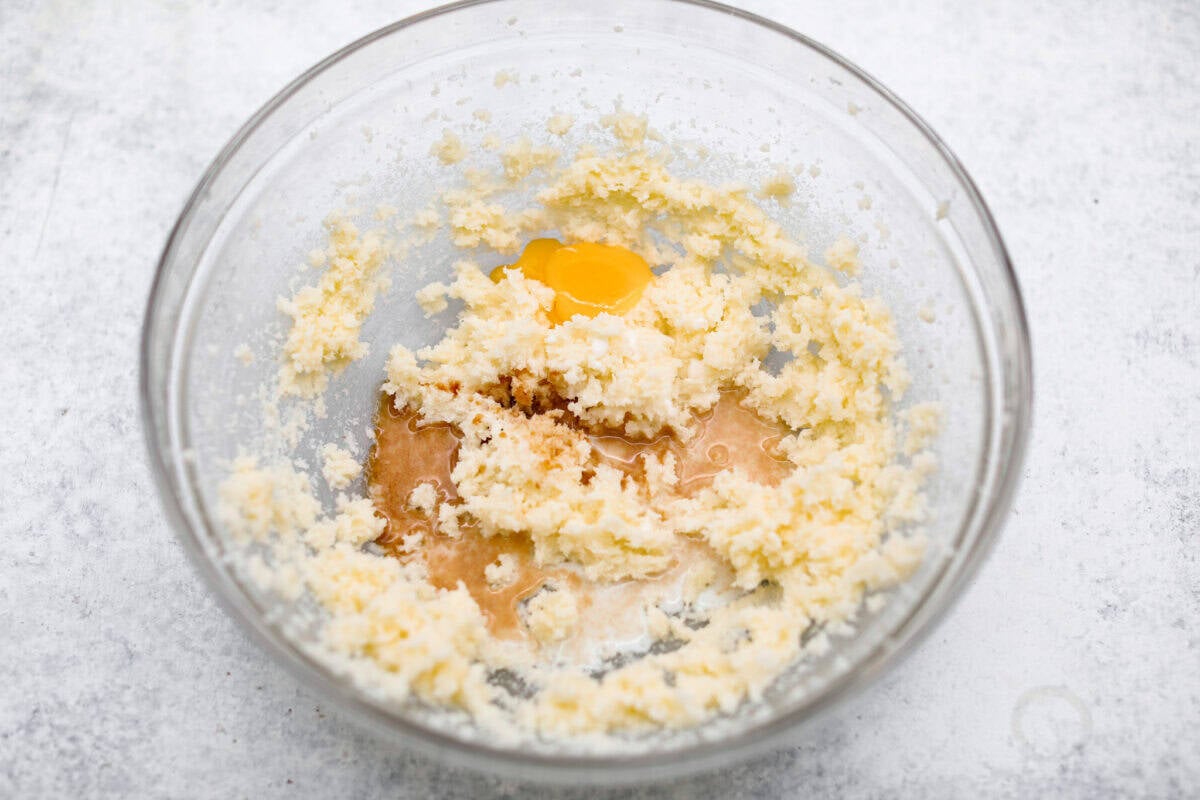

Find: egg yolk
<box><xmin>491</xmin><ymin>238</ymin><xmax>653</xmax><ymax>324</ymax></box>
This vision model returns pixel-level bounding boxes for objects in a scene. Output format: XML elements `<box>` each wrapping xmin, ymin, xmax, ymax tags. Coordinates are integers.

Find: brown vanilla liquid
<box><xmin>366</xmin><ymin>389</ymin><xmax>791</xmax><ymax>640</ymax></box>
<box><xmin>587</xmin><ymin>388</ymin><xmax>793</xmax><ymax>493</ymax></box>
<box><xmin>366</xmin><ymin>396</ymin><xmax>566</xmax><ymax>639</ymax></box>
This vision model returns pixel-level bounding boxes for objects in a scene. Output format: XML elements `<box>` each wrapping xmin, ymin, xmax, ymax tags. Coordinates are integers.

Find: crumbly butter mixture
<box><xmin>219</xmin><ymin>115</ymin><xmax>938</xmax><ymax>742</ymax></box>
<box><xmin>277</xmin><ymin>218</ymin><xmax>390</xmax><ymax>397</ymax></box>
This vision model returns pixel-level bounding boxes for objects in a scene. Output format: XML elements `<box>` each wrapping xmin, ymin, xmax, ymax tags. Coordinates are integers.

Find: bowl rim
<box><xmin>140</xmin><ymin>0</ymin><xmax>1032</xmax><ymax>784</ymax></box>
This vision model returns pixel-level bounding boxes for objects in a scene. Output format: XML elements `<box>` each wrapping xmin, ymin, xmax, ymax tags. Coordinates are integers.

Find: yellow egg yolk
<box><xmin>491</xmin><ymin>238</ymin><xmax>653</xmax><ymax>324</ymax></box>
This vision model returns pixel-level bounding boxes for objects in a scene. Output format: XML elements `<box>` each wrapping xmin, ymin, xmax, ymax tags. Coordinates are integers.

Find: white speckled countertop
<box><xmin>2</xmin><ymin>1</ymin><xmax>1197</xmax><ymax>796</ymax></box>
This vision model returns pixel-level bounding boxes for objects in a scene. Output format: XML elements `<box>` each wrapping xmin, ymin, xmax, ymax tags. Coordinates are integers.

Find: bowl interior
<box><xmin>146</xmin><ymin>0</ymin><xmax>1024</xmax><ymax>780</ymax></box>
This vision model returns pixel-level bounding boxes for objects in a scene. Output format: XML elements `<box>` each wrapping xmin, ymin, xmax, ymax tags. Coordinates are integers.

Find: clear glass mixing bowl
<box><xmin>141</xmin><ymin>0</ymin><xmax>1031</xmax><ymax>784</ymax></box>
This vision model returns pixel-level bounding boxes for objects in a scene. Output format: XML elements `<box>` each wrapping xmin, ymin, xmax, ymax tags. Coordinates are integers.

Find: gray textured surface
<box><xmin>2</xmin><ymin>0</ymin><xmax>1197</xmax><ymax>797</ymax></box>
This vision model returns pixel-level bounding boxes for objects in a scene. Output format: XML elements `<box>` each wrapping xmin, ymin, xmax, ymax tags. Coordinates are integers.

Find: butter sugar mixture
<box><xmin>219</xmin><ymin>113</ymin><xmax>939</xmax><ymax>743</ymax></box>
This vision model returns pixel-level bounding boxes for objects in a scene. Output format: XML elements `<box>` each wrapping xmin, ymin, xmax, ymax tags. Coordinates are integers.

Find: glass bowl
<box><xmin>141</xmin><ymin>0</ymin><xmax>1031</xmax><ymax>784</ymax></box>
